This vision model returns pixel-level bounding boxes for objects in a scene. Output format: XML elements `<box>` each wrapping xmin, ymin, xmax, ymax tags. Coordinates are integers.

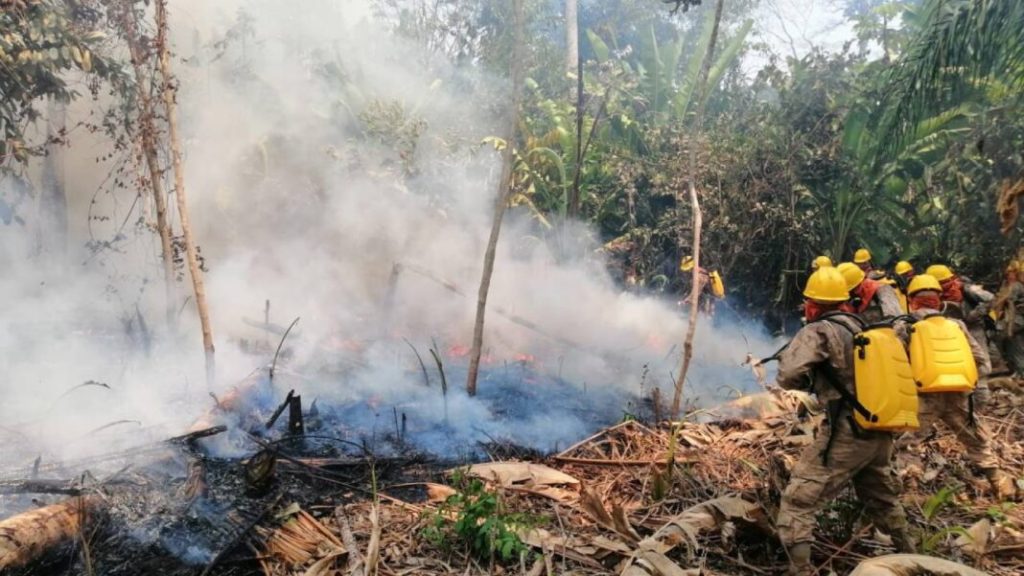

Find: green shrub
<box><xmin>422</xmin><ymin>472</ymin><xmax>543</xmax><ymax>563</ymax></box>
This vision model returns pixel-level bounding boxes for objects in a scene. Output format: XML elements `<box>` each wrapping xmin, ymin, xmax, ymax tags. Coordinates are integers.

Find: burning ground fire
<box><xmin>0</xmin><ymin>250</ymin><xmax>767</xmax><ymax>576</ymax></box>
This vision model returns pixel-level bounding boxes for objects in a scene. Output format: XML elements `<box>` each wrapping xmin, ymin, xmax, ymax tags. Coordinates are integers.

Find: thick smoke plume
<box><xmin>0</xmin><ymin>0</ymin><xmax>778</xmax><ymax>489</ymax></box>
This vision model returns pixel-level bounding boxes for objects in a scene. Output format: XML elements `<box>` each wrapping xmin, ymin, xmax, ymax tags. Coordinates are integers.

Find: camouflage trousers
<box><xmin>910</xmin><ymin>392</ymin><xmax>999</xmax><ymax>471</ymax></box>
<box><xmin>777</xmin><ymin>416</ymin><xmax>908</xmax><ymax>547</ymax></box>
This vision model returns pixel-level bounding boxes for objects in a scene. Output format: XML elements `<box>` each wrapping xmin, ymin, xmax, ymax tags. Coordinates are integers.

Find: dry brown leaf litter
<box><xmin>252</xmin><ymin>388</ymin><xmax>1024</xmax><ymax>575</ymax></box>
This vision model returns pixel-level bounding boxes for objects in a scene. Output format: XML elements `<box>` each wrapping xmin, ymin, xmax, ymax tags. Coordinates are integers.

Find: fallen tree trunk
<box><xmin>0</xmin><ymin>496</ymin><xmax>99</xmax><ymax>570</ymax></box>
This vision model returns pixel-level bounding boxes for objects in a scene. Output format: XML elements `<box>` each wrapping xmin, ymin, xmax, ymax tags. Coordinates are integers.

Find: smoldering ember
<box><xmin>3</xmin><ymin>1</ymin><xmax>1024</xmax><ymax>575</ymax></box>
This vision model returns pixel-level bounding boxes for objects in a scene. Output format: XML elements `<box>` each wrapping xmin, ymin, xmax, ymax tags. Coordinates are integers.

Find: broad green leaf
<box><xmin>586</xmin><ymin>29</ymin><xmax>610</xmax><ymax>63</ymax></box>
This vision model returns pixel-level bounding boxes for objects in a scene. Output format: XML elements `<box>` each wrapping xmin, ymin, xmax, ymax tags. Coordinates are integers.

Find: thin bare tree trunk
<box><xmin>41</xmin><ymin>100</ymin><xmax>68</xmax><ymax>258</ymax></box>
<box><xmin>121</xmin><ymin>4</ymin><xmax>176</xmax><ymax>329</ymax></box>
<box><xmin>671</xmin><ymin>0</ymin><xmax>725</xmax><ymax>420</ymax></box>
<box><xmin>565</xmin><ymin>0</ymin><xmax>578</xmax><ymax>88</ymax></box>
<box><xmin>156</xmin><ymin>0</ymin><xmax>216</xmax><ymax>386</ymax></box>
<box><xmin>566</xmin><ymin>0</ymin><xmax>582</xmax><ymax>218</ymax></box>
<box><xmin>466</xmin><ymin>0</ymin><xmax>526</xmax><ymax>396</ymax></box>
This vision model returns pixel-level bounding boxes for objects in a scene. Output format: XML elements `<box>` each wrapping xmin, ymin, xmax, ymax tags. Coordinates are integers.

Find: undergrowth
<box><xmin>422</xmin><ymin>471</ymin><xmax>546</xmax><ymax>564</ymax></box>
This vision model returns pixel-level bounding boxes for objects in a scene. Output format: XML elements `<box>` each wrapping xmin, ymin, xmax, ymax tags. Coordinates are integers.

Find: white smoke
<box><xmin>0</xmin><ymin>0</ymin><xmax>778</xmax><ymax>484</ymax></box>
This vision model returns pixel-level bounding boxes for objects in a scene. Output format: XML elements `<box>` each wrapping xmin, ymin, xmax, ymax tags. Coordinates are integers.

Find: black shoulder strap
<box><xmin>820</xmin><ymin>365</ymin><xmax>875</xmax><ymax>423</ymax></box>
<box><xmin>811</xmin><ymin>313</ymin><xmax>876</xmax><ymax>423</ymax></box>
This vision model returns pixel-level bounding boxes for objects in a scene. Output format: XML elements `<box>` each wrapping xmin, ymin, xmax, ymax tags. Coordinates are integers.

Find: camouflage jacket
<box><xmin>943</xmin><ymin>276</ymin><xmax>995</xmax><ymax>329</ymax></box>
<box><xmin>775</xmin><ymin>312</ymin><xmax>860</xmax><ymax>404</ymax></box>
<box><xmin>860</xmin><ymin>283</ymin><xmax>903</xmax><ymax>324</ymax></box>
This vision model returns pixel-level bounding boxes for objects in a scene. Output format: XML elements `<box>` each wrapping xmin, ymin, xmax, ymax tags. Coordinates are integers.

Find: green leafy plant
<box><xmin>986</xmin><ymin>502</ymin><xmax>1016</xmax><ymax>523</ymax></box>
<box><xmin>422</xmin><ymin>471</ymin><xmax>543</xmax><ymax>564</ymax></box>
<box><xmin>921</xmin><ymin>484</ymin><xmax>960</xmax><ymax>521</ymax></box>
<box><xmin>922</xmin><ymin>525</ymin><xmax>970</xmax><ymax>554</ymax></box>
<box><xmin>818</xmin><ymin>494</ymin><xmax>863</xmax><ymax>543</ymax></box>
<box><xmin>650</xmin><ymin>423</ymin><xmax>680</xmax><ymax>501</ymax></box>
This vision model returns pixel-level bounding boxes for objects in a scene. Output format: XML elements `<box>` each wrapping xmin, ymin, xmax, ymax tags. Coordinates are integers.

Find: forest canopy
<box><xmin>2</xmin><ymin>0</ymin><xmax>1023</xmax><ymax>328</ymax></box>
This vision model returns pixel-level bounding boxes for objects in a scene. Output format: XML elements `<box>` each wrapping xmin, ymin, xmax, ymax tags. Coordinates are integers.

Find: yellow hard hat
<box><xmin>925</xmin><ymin>264</ymin><xmax>955</xmax><ymax>282</ymax></box>
<box><xmin>837</xmin><ymin>262</ymin><xmax>866</xmax><ymax>290</ymax></box>
<box><xmin>812</xmin><ymin>255</ymin><xmax>833</xmax><ymax>270</ymax></box>
<box><xmin>680</xmin><ymin>256</ymin><xmax>695</xmax><ymax>272</ymax></box>
<box><xmin>907</xmin><ymin>274</ymin><xmax>942</xmax><ymax>296</ymax></box>
<box><xmin>803</xmin><ymin>267</ymin><xmax>850</xmax><ymax>303</ymax></box>
<box><xmin>894</xmin><ymin>261</ymin><xmax>914</xmax><ymax>276</ymax></box>
<box><xmin>853</xmin><ymin>248</ymin><xmax>872</xmax><ymax>264</ymax></box>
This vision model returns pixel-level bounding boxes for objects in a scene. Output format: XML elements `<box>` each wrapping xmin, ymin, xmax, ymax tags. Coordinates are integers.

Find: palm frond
<box><xmin>880</xmin><ymin>0</ymin><xmax>1024</xmax><ymax>150</ymax></box>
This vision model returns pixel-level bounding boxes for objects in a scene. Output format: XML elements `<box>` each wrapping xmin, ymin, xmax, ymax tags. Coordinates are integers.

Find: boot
<box><xmin>986</xmin><ymin>468</ymin><xmax>1018</xmax><ymax>501</ymax></box>
<box><xmin>786</xmin><ymin>542</ymin><xmax>813</xmax><ymax>576</ymax></box>
<box><xmin>891</xmin><ymin>527</ymin><xmax>917</xmax><ymax>554</ymax></box>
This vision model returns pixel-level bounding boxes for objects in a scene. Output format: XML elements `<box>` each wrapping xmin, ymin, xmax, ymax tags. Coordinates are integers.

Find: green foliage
<box><xmin>922</xmin><ymin>484</ymin><xmax>960</xmax><ymax>521</ymax></box>
<box><xmin>0</xmin><ymin>0</ymin><xmax>123</xmax><ymax>166</ymax></box>
<box><xmin>817</xmin><ymin>493</ymin><xmax>862</xmax><ymax>543</ymax></box>
<box><xmin>986</xmin><ymin>502</ymin><xmax>1016</xmax><ymax>523</ymax></box>
<box><xmin>358</xmin><ymin>100</ymin><xmax>428</xmax><ymax>176</ymax></box>
<box><xmin>922</xmin><ymin>525</ymin><xmax>971</xmax><ymax>553</ymax></box>
<box><xmin>650</xmin><ymin>422</ymin><xmax>680</xmax><ymax>501</ymax></box>
<box><xmin>366</xmin><ymin>0</ymin><xmax>1024</xmax><ymax>324</ymax></box>
<box><xmin>882</xmin><ymin>0</ymin><xmax>1024</xmax><ymax>149</ymax></box>
<box><xmin>422</xmin><ymin>472</ymin><xmax>542</xmax><ymax>564</ymax></box>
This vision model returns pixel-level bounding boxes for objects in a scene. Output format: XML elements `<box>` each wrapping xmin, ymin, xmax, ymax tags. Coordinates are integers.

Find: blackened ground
<box><xmin>5</xmin><ymin>361</ymin><xmax>634</xmax><ymax>575</ymax></box>
<box><xmin>13</xmin><ymin>446</ymin><xmax>448</xmax><ymax>576</ymax></box>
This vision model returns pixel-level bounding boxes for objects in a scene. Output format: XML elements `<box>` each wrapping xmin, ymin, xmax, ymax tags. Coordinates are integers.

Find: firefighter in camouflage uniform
<box><xmin>774</xmin><ymin>267</ymin><xmax>914</xmax><ymax>576</ymax></box>
<box><xmin>898</xmin><ymin>274</ymin><xmax>1016</xmax><ymax>500</ymax></box>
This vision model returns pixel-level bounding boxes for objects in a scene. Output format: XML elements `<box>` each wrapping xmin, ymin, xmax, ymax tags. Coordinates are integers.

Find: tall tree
<box><xmin>40</xmin><ymin>100</ymin><xmax>68</xmax><ymax>256</ymax></box>
<box><xmin>566</xmin><ymin>0</ymin><xmax>583</xmax><ymax>218</ymax></box>
<box><xmin>565</xmin><ymin>0</ymin><xmax>579</xmax><ymax>88</ymax></box>
<box><xmin>155</xmin><ymin>0</ymin><xmax>216</xmax><ymax>385</ymax></box>
<box><xmin>118</xmin><ymin>1</ymin><xmax>177</xmax><ymax>329</ymax></box>
<box><xmin>671</xmin><ymin>0</ymin><xmax>725</xmax><ymax>420</ymax></box>
<box><xmin>466</xmin><ymin>0</ymin><xmax>526</xmax><ymax>397</ymax></box>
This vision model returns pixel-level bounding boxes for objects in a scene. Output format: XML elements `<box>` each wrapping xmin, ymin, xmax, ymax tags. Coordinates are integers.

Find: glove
<box><xmin>973</xmin><ymin>386</ymin><xmax>991</xmax><ymax>409</ymax></box>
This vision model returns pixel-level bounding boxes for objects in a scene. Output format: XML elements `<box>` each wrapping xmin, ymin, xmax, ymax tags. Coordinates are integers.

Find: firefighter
<box><xmin>901</xmin><ymin>274</ymin><xmax>1017</xmax><ymax>499</ymax></box>
<box><xmin>894</xmin><ymin>261</ymin><xmax>915</xmax><ymax>285</ymax></box>
<box><xmin>893</xmin><ymin>261</ymin><xmax>916</xmax><ymax>313</ymax></box>
<box><xmin>926</xmin><ymin>264</ymin><xmax>996</xmax><ymax>370</ymax></box>
<box><xmin>837</xmin><ymin>262</ymin><xmax>902</xmax><ymax>323</ymax></box>
<box><xmin>992</xmin><ymin>261</ymin><xmax>1024</xmax><ymax>376</ymax></box>
<box><xmin>679</xmin><ymin>256</ymin><xmax>725</xmax><ymax>316</ymax></box>
<box><xmin>854</xmin><ymin>248</ymin><xmax>888</xmax><ymax>281</ymax></box>
<box><xmin>775</xmin><ymin>267</ymin><xmax>914</xmax><ymax>575</ymax></box>
<box><xmin>925</xmin><ymin>264</ymin><xmax>993</xmax><ymax>320</ymax></box>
